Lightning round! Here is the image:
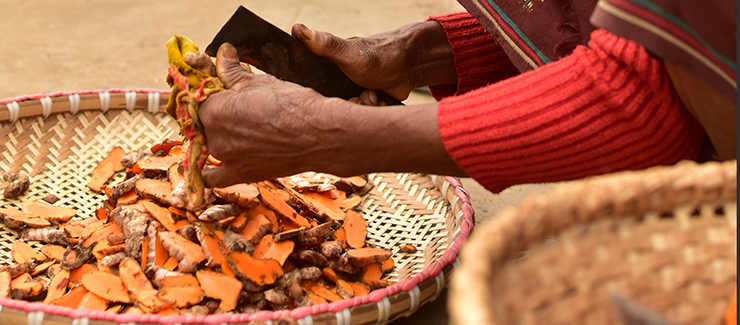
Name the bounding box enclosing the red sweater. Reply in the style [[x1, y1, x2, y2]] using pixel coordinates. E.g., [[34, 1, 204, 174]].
[[428, 12, 705, 193]]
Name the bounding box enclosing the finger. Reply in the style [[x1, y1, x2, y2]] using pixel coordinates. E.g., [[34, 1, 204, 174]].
[[292, 23, 351, 61], [359, 90, 378, 106], [202, 166, 237, 189], [184, 51, 216, 75], [215, 43, 252, 89]]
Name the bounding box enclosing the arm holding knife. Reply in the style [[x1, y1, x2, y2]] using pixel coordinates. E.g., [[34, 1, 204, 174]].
[[193, 6, 723, 193]]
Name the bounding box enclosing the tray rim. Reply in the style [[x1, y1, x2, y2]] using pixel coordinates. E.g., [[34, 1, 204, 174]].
[[0, 89, 476, 325]]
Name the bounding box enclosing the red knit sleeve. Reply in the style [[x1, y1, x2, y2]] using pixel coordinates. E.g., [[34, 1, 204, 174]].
[[437, 29, 705, 193], [427, 12, 520, 100]]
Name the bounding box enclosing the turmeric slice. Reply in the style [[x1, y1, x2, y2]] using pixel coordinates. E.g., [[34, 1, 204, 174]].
[[77, 291, 109, 311], [160, 274, 200, 288], [11, 241, 46, 264], [136, 154, 183, 172], [80, 271, 132, 303], [302, 283, 343, 303], [87, 146, 126, 192], [158, 231, 207, 273], [0, 207, 50, 229], [49, 285, 88, 308], [288, 186, 346, 222], [158, 285, 205, 308], [253, 234, 294, 266], [214, 183, 260, 209], [348, 281, 370, 297], [258, 181, 310, 227], [196, 224, 225, 268], [44, 269, 70, 304], [226, 250, 283, 286], [239, 213, 273, 244], [344, 210, 368, 249], [20, 200, 76, 224], [196, 270, 242, 312], [135, 178, 174, 206], [142, 200, 180, 232], [68, 263, 97, 288], [247, 204, 280, 233], [336, 279, 355, 299], [0, 271, 10, 298], [340, 247, 392, 267]]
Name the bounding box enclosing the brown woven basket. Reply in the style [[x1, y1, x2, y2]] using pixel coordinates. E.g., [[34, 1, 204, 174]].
[[0, 90, 475, 325], [450, 160, 737, 325]]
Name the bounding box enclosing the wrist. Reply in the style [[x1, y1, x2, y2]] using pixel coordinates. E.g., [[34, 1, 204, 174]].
[[400, 21, 457, 88], [312, 98, 465, 177]]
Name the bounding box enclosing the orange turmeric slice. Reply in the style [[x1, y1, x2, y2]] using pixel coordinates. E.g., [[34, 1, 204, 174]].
[[214, 183, 260, 209], [77, 291, 109, 311], [340, 247, 392, 267], [20, 200, 76, 224], [87, 146, 125, 192], [80, 271, 132, 303], [226, 250, 283, 286], [11, 241, 46, 264], [343, 210, 367, 249], [196, 270, 242, 312], [258, 181, 310, 227], [253, 234, 294, 266], [158, 231, 206, 273], [44, 269, 70, 304]]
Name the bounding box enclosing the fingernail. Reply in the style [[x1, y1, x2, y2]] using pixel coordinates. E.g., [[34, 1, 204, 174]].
[[297, 23, 314, 41], [218, 43, 238, 60]]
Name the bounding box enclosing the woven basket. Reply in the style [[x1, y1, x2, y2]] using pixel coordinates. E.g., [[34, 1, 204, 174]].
[[0, 89, 475, 325], [450, 160, 737, 325]]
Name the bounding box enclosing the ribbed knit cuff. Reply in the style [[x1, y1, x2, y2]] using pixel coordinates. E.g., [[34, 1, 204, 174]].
[[427, 12, 519, 100], [437, 29, 705, 193]]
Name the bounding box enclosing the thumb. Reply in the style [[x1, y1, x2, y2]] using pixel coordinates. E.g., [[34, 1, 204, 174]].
[[202, 166, 236, 189], [292, 23, 350, 61], [215, 43, 252, 89]]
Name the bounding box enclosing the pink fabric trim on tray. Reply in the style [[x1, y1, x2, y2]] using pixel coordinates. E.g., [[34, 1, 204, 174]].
[[0, 88, 171, 105], [0, 91, 476, 324]]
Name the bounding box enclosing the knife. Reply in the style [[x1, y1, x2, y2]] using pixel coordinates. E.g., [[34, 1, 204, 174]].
[[205, 6, 403, 106]]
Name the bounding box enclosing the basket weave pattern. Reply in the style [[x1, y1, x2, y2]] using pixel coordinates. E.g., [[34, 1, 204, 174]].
[[451, 160, 736, 325], [0, 90, 474, 325]]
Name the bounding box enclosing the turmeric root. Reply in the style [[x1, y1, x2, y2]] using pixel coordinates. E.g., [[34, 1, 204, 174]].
[[3, 172, 30, 198], [158, 231, 206, 273], [197, 203, 241, 222], [19, 227, 70, 246], [109, 205, 149, 261]]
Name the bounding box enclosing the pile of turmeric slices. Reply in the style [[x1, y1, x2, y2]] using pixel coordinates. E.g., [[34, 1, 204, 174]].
[[0, 140, 396, 315]]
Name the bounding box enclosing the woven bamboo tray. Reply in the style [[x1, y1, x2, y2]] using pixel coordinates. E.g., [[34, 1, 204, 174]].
[[0, 89, 475, 325], [450, 160, 737, 325]]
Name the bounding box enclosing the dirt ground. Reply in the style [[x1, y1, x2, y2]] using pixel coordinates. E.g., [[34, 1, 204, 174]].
[[1, 1, 556, 324]]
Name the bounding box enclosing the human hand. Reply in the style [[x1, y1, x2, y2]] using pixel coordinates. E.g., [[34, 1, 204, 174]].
[[194, 43, 346, 188], [291, 21, 456, 100]]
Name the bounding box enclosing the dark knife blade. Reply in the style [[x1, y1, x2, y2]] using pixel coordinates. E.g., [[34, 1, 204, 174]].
[[205, 6, 403, 106]]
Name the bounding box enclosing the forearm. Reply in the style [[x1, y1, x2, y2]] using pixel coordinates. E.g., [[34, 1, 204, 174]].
[[311, 98, 465, 177], [396, 21, 458, 89], [437, 30, 705, 193]]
